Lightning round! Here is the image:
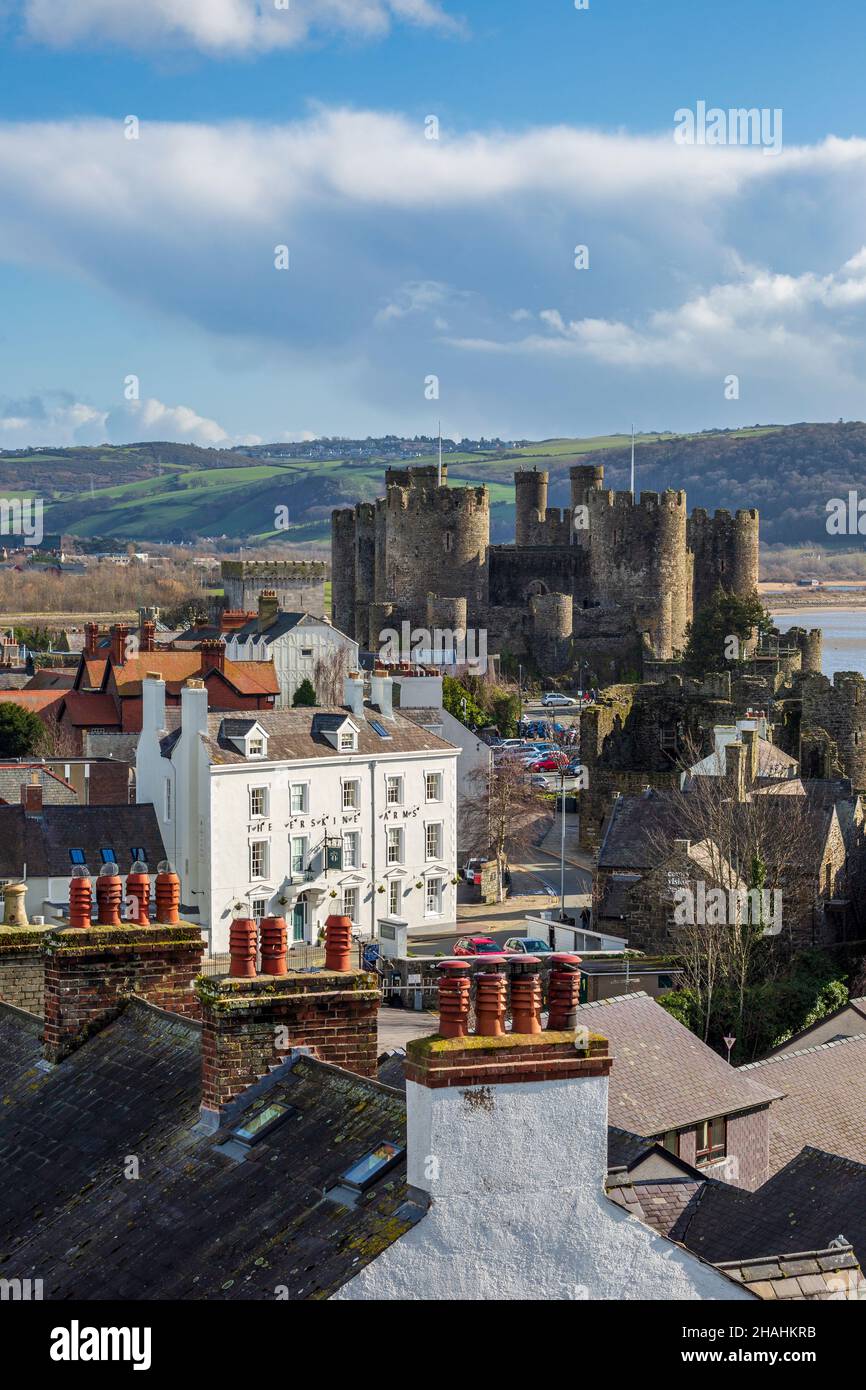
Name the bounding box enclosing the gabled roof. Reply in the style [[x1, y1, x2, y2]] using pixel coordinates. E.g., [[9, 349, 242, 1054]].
[[60, 691, 122, 727], [761, 996, 866, 1057], [0, 803, 166, 877], [738, 1033, 866, 1174], [0, 764, 78, 806], [110, 652, 279, 698], [573, 993, 782, 1135]]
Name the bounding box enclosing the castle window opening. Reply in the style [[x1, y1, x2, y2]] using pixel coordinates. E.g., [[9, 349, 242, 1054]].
[[444, 531, 454, 552]]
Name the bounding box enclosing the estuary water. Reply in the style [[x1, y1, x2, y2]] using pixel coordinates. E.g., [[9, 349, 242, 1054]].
[[772, 608, 866, 680]]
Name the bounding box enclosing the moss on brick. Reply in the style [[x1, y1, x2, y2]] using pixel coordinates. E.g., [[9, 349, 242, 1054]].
[[406, 1029, 607, 1060]]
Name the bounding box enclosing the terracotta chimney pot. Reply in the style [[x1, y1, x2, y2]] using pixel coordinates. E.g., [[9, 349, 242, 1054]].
[[229, 917, 258, 979], [260, 915, 288, 976], [437, 959, 471, 1038], [68, 873, 92, 929], [155, 870, 180, 925], [1, 881, 29, 928], [547, 954, 582, 1031], [324, 914, 353, 972], [126, 870, 151, 926], [474, 958, 508, 1037], [510, 956, 543, 1034], [96, 871, 123, 927]]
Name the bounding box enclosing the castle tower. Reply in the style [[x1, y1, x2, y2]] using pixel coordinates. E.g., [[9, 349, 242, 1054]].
[[801, 671, 866, 791], [331, 509, 357, 638], [688, 508, 760, 615], [530, 593, 573, 674], [382, 470, 490, 617], [514, 469, 549, 546], [584, 489, 689, 659], [570, 463, 605, 511]]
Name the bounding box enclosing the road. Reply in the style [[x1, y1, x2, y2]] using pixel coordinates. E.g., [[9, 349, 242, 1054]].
[[407, 815, 592, 955]]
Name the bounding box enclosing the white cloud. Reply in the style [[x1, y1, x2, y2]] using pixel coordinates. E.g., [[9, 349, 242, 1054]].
[[20, 0, 461, 54], [0, 394, 107, 449], [447, 248, 866, 386], [108, 397, 231, 446]]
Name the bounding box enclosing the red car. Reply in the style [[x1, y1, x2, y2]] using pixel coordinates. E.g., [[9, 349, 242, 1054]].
[[529, 755, 568, 772], [452, 936, 503, 956]]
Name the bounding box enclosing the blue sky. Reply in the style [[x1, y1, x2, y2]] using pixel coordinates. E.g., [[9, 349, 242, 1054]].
[[2, 0, 866, 447]]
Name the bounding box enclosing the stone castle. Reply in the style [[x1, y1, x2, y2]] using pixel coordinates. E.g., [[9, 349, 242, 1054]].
[[331, 461, 759, 679]]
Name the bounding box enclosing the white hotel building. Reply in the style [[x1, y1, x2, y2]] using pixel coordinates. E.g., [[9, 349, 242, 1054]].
[[136, 671, 459, 954]]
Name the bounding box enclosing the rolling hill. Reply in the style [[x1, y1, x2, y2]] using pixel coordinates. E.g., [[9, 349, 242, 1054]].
[[2, 423, 865, 546]]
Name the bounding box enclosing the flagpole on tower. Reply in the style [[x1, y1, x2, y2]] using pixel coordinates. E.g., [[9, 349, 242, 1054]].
[[438, 420, 443, 487]]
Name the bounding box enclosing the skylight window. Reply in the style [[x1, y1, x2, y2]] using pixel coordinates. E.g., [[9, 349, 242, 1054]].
[[229, 1100, 297, 1148], [69, 848, 86, 866], [369, 720, 392, 740], [340, 1140, 404, 1192], [130, 846, 147, 862], [99, 847, 117, 865]]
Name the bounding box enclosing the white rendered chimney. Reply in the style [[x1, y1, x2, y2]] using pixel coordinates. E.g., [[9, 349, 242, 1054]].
[[343, 672, 365, 719], [142, 674, 166, 734]]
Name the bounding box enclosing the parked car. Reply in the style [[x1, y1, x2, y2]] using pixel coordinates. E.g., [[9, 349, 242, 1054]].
[[564, 759, 584, 777], [541, 693, 580, 707], [503, 937, 555, 954], [529, 773, 550, 788], [462, 857, 485, 883], [452, 936, 502, 956], [529, 754, 569, 772]]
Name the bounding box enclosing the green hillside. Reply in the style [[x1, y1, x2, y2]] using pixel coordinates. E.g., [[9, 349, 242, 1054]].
[[3, 422, 863, 545]]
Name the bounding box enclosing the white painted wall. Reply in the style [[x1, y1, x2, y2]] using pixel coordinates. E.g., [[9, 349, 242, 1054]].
[[136, 677, 459, 953], [334, 1074, 752, 1302], [225, 621, 358, 709]]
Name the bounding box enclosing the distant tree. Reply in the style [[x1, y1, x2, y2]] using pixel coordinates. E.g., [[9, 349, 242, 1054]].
[[460, 755, 547, 901], [442, 676, 486, 729], [682, 588, 773, 677], [292, 678, 317, 707], [0, 703, 45, 757]]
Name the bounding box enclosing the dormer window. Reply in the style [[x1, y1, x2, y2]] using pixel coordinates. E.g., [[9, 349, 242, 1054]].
[[313, 712, 359, 752], [249, 736, 265, 758], [339, 728, 357, 752]]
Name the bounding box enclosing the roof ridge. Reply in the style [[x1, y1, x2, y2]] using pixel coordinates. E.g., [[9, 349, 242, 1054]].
[[739, 1031, 866, 1069], [575, 990, 650, 1010]]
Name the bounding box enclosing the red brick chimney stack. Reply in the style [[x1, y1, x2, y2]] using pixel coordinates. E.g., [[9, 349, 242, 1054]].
[[111, 623, 130, 666], [257, 589, 280, 635], [200, 638, 225, 674], [140, 619, 157, 653], [219, 610, 256, 633], [84, 622, 100, 658], [20, 778, 43, 817]]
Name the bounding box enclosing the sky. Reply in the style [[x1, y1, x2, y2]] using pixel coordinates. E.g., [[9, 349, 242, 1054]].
[[2, 0, 866, 448]]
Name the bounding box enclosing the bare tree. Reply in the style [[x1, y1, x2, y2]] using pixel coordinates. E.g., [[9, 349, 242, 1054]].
[[460, 754, 548, 901], [644, 735, 824, 1049], [313, 645, 350, 706]]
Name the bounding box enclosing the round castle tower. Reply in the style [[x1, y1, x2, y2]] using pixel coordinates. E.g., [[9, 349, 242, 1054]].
[[382, 471, 490, 614], [514, 469, 549, 546], [688, 508, 760, 614]]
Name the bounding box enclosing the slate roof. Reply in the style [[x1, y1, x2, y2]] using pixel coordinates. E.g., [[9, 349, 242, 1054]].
[[0, 764, 78, 805], [762, 996, 866, 1056], [0, 803, 166, 877], [0, 999, 413, 1300], [200, 704, 456, 765], [671, 1147, 866, 1273], [608, 1177, 703, 1237], [228, 611, 309, 644], [738, 1034, 866, 1173], [573, 993, 782, 1135], [715, 1247, 864, 1300]]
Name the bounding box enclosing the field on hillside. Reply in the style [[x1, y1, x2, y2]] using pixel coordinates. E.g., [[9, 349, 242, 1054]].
[[5, 423, 866, 548]]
